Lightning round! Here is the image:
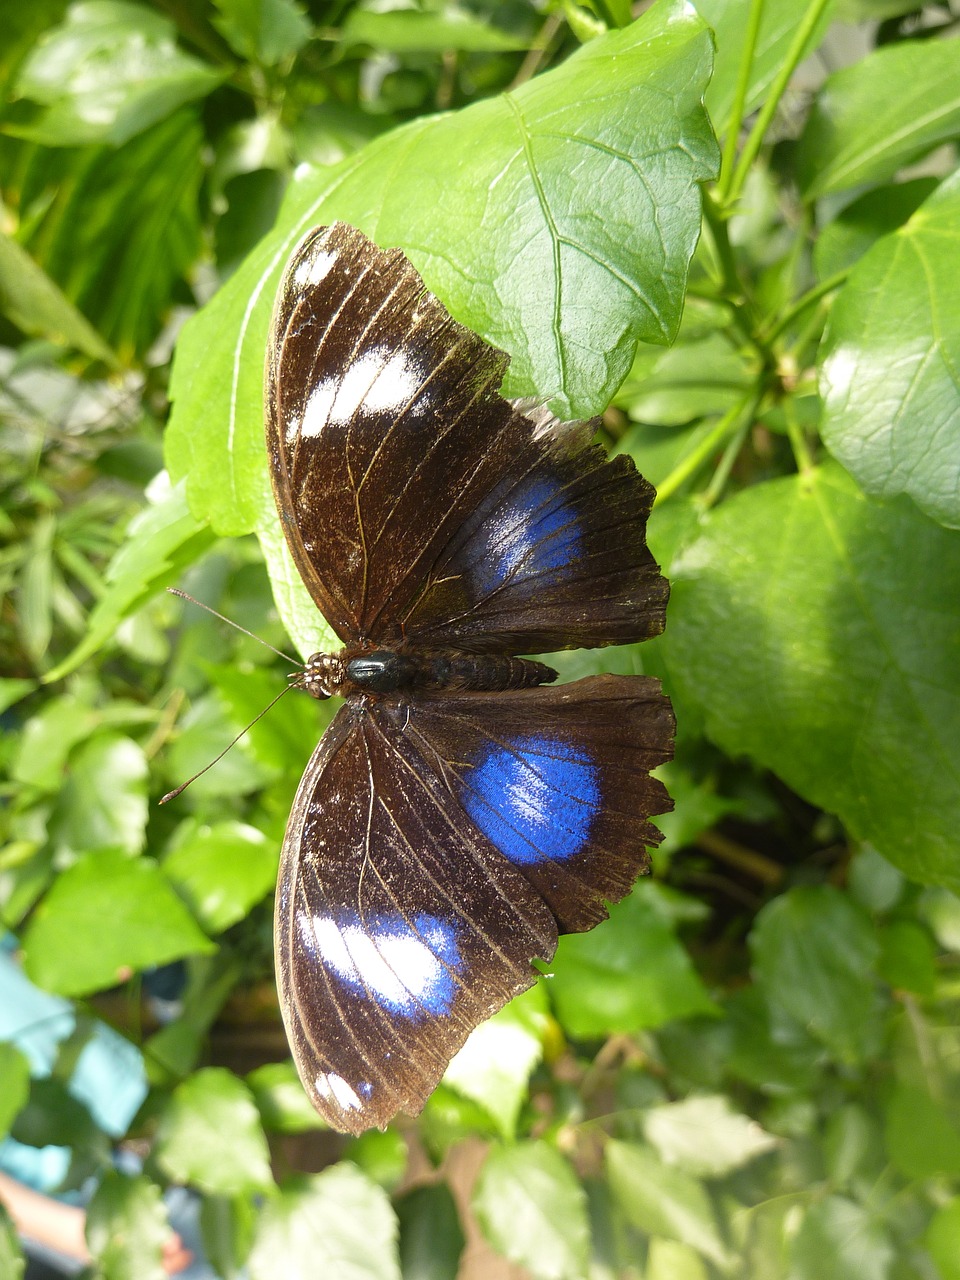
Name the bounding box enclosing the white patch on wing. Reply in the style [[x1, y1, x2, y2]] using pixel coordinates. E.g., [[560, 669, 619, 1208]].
[[315, 1072, 362, 1111], [309, 913, 449, 1011], [293, 247, 338, 290], [292, 349, 425, 441], [297, 379, 338, 440]]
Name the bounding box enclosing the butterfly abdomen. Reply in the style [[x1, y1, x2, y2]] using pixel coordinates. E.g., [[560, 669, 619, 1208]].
[[300, 647, 559, 697]]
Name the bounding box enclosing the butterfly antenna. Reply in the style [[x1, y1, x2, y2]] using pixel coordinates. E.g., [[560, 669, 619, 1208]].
[[160, 682, 295, 804], [167, 587, 300, 664]]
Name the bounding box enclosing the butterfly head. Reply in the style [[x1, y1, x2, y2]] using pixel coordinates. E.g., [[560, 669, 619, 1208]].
[[297, 652, 346, 700]]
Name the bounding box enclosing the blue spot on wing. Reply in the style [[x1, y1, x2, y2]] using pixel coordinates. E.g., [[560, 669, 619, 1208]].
[[298, 910, 462, 1019], [462, 736, 599, 866], [472, 475, 582, 595]]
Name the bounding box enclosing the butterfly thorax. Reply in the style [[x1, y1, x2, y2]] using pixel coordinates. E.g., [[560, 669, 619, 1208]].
[[299, 648, 558, 700]]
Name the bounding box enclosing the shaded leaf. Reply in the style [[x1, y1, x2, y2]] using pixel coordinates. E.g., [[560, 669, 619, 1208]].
[[663, 465, 960, 890], [47, 732, 148, 859], [212, 0, 311, 65], [884, 1084, 960, 1180], [0, 232, 116, 362], [750, 886, 880, 1062], [341, 8, 527, 52], [247, 1061, 327, 1134], [396, 1184, 464, 1280], [927, 1197, 960, 1280], [548, 886, 717, 1037], [0, 1043, 31, 1139], [22, 849, 214, 995]]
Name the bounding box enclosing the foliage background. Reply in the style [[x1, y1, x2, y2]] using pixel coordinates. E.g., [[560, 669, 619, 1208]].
[[2, 0, 960, 1276]]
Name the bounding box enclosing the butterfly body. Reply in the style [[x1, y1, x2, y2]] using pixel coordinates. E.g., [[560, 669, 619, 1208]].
[[266, 223, 675, 1134]]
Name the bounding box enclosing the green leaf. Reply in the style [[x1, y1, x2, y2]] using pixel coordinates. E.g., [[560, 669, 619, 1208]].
[[0, 231, 116, 362], [256, 518, 338, 660], [44, 478, 214, 682], [615, 329, 754, 427], [396, 1184, 464, 1280], [0, 1207, 23, 1280], [605, 1140, 728, 1267], [646, 1238, 709, 1280], [162, 819, 277, 934], [883, 1083, 960, 1179], [86, 1171, 170, 1280], [248, 1164, 400, 1280], [877, 920, 937, 996], [199, 1194, 257, 1280], [725, 987, 823, 1095], [813, 177, 938, 281], [247, 1060, 326, 1133], [45, 731, 148, 859], [643, 1094, 777, 1177], [12, 693, 100, 790], [154, 1067, 274, 1195], [0, 1042, 31, 1139], [796, 37, 960, 199], [820, 169, 960, 528], [548, 886, 717, 1037], [12, 0, 225, 147], [166, 2, 718, 536], [0, 678, 34, 717], [750, 886, 880, 1062], [341, 8, 528, 53], [22, 849, 215, 995], [788, 1196, 894, 1280], [473, 1142, 589, 1280], [663, 464, 960, 890], [443, 985, 547, 1139], [927, 1197, 960, 1280], [694, 0, 834, 134], [19, 110, 205, 357], [212, 0, 311, 65]]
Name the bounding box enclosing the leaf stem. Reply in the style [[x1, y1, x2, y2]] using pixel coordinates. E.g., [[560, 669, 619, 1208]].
[[763, 268, 849, 344], [725, 0, 833, 207], [783, 394, 815, 476], [655, 391, 759, 505], [717, 0, 766, 202]]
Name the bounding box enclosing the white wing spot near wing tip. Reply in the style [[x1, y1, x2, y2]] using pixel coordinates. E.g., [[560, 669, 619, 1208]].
[[315, 1071, 362, 1111], [293, 247, 339, 290]]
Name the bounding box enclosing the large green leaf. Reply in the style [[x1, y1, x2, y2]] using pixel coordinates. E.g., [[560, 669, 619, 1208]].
[[162, 818, 277, 934], [662, 464, 960, 890], [11, 0, 224, 147], [154, 1067, 274, 1196], [166, 0, 718, 536], [46, 732, 148, 859], [820, 169, 960, 529], [248, 1164, 400, 1280], [473, 1142, 589, 1280], [796, 36, 960, 198], [22, 849, 215, 994]]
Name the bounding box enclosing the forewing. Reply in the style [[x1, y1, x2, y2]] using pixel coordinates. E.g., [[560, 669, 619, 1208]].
[[402, 426, 670, 654], [275, 701, 558, 1134], [265, 222, 542, 643]]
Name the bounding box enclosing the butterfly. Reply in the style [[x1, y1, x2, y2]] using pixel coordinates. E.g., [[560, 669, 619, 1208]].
[[265, 222, 675, 1134]]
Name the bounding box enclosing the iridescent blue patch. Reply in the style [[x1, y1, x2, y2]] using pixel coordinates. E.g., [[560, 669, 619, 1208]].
[[463, 736, 599, 865], [473, 475, 582, 594], [300, 910, 461, 1018]]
